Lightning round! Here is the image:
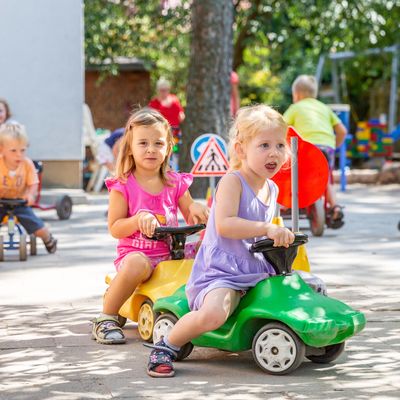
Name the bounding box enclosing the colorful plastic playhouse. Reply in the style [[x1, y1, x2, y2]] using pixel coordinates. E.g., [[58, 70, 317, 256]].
[[347, 119, 394, 159]]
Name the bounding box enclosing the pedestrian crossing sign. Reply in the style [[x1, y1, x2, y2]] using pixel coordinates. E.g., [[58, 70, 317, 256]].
[[191, 137, 229, 176]]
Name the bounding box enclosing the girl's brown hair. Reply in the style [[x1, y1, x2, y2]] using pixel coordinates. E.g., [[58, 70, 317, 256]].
[[115, 108, 174, 184], [228, 104, 288, 170], [0, 98, 12, 121]]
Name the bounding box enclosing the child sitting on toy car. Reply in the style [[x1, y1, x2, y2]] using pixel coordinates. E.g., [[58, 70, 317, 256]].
[[91, 108, 208, 345], [283, 75, 347, 228], [146, 105, 296, 377], [0, 123, 57, 253]]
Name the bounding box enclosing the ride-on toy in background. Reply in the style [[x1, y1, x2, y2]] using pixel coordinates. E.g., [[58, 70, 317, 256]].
[[32, 161, 73, 220], [272, 127, 337, 237], [151, 232, 366, 375], [105, 224, 205, 342], [0, 198, 37, 261]]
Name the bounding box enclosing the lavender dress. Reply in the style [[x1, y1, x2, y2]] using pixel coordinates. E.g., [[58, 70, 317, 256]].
[[186, 171, 278, 310]]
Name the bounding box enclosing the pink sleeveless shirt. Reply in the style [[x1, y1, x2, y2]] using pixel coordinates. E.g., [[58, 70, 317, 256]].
[[105, 171, 193, 267]]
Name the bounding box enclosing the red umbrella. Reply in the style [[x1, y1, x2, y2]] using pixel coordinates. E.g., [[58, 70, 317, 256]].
[[272, 127, 329, 209]]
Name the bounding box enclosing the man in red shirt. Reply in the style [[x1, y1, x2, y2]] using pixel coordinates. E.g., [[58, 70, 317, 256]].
[[149, 78, 185, 171], [148, 78, 185, 129]]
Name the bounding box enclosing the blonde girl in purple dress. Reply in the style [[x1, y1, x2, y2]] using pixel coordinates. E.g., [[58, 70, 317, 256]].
[[147, 105, 295, 377], [92, 108, 209, 345]]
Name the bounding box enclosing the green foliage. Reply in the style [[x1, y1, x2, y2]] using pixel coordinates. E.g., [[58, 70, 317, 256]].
[[232, 0, 400, 114], [238, 44, 283, 107], [84, 0, 400, 118], [84, 0, 191, 97]]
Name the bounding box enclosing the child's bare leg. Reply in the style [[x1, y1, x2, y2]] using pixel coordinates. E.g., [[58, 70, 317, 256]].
[[34, 226, 51, 241], [326, 181, 337, 209], [325, 180, 344, 229], [326, 181, 345, 221], [147, 288, 240, 377], [93, 253, 152, 344], [167, 287, 241, 347], [104, 252, 152, 315], [34, 227, 57, 253]]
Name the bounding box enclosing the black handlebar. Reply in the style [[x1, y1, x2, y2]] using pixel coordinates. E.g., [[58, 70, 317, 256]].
[[0, 198, 27, 208], [250, 233, 308, 254], [250, 233, 309, 275], [152, 224, 206, 240], [150, 224, 206, 260]]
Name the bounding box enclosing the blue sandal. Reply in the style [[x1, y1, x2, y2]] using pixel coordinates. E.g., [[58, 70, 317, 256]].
[[145, 339, 177, 378]]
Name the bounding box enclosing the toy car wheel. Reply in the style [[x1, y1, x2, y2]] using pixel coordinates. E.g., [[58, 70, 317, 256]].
[[0, 235, 4, 261], [117, 315, 127, 328], [19, 234, 28, 261], [153, 313, 194, 361], [309, 198, 325, 237], [306, 342, 345, 364], [252, 322, 305, 375], [56, 195, 73, 220], [30, 234, 37, 256], [138, 300, 159, 342]]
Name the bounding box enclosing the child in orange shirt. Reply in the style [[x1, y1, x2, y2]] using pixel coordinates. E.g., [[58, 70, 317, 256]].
[[0, 123, 57, 253]]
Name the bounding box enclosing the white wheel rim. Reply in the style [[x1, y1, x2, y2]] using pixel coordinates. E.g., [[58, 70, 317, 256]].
[[137, 303, 154, 340], [152, 318, 175, 344], [254, 328, 297, 373]]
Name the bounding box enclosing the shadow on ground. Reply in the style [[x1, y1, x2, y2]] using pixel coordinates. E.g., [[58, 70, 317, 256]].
[[0, 302, 399, 400]]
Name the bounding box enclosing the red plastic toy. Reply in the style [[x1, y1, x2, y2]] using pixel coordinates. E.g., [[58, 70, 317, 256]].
[[32, 161, 73, 220], [272, 127, 330, 236]]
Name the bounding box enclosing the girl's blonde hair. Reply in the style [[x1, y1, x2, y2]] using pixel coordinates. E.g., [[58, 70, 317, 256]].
[[115, 108, 174, 183], [0, 123, 28, 146], [228, 105, 288, 170]]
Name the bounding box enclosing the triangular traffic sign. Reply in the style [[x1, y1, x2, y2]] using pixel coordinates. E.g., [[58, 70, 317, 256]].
[[191, 137, 229, 176]]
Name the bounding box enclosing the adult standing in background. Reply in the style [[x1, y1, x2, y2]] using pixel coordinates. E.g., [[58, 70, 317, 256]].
[[148, 78, 185, 129], [149, 78, 185, 171]]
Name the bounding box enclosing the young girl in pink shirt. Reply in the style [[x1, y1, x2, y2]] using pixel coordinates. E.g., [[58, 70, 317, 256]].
[[92, 108, 209, 344]]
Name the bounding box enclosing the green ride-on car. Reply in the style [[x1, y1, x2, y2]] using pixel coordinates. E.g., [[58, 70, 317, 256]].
[[151, 233, 366, 375]]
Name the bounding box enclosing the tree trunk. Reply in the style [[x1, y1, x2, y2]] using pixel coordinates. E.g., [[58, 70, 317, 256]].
[[180, 0, 234, 197]]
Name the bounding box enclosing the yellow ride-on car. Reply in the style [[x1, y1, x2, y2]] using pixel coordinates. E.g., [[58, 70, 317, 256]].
[[105, 224, 205, 342]]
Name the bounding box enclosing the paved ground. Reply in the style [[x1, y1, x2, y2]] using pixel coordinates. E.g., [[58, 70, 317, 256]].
[[0, 184, 399, 400]]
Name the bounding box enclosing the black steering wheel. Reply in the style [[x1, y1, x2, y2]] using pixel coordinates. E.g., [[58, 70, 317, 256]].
[[250, 232, 308, 253], [250, 233, 308, 275], [150, 224, 206, 260], [152, 224, 206, 241]]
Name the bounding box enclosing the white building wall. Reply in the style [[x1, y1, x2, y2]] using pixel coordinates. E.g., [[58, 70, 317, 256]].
[[0, 0, 83, 163]]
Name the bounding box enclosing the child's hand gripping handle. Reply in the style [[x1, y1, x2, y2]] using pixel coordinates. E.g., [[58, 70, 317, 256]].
[[146, 224, 206, 261]]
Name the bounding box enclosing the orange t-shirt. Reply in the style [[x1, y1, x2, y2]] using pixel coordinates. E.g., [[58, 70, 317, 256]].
[[0, 156, 39, 199]]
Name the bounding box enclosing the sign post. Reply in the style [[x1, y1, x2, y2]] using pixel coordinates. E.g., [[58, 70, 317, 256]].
[[190, 135, 229, 198]]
